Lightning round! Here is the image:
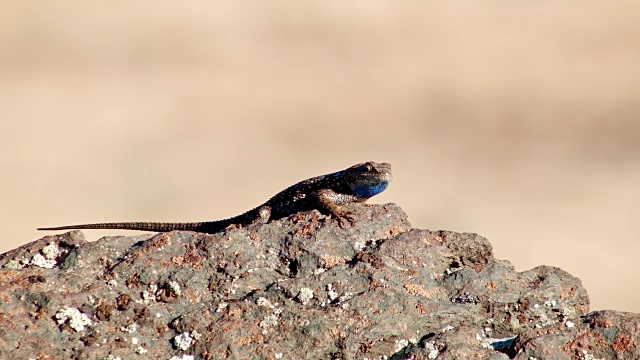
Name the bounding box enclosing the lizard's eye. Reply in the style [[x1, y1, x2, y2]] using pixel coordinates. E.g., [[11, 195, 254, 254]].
[[364, 164, 372, 171]]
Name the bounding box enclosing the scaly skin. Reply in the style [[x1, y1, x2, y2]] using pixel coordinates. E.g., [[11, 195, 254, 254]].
[[38, 161, 393, 234]]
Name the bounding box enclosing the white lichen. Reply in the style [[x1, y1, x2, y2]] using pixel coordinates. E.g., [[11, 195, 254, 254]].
[[581, 350, 604, 360], [259, 314, 279, 334], [120, 323, 138, 333], [216, 302, 228, 312], [394, 338, 409, 352], [135, 346, 148, 354], [31, 254, 56, 269], [424, 340, 440, 359], [142, 284, 158, 304], [338, 292, 354, 303], [42, 242, 60, 259], [31, 242, 62, 269], [441, 325, 454, 332], [55, 307, 92, 332], [297, 288, 314, 305], [260, 314, 279, 328], [168, 281, 182, 296], [326, 284, 339, 301], [256, 297, 275, 308], [352, 241, 366, 252], [4, 259, 24, 269], [173, 332, 195, 351], [169, 356, 194, 360]]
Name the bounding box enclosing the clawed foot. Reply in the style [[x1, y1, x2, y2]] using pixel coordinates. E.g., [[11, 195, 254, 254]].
[[316, 190, 358, 228], [334, 210, 356, 228]]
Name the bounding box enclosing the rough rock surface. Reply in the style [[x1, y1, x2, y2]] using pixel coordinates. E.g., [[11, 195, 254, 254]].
[[1, 204, 638, 359]]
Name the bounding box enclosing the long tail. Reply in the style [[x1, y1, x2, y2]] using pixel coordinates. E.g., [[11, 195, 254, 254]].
[[37, 221, 226, 233]]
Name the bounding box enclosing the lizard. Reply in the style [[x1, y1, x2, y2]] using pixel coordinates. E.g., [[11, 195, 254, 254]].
[[38, 161, 392, 234]]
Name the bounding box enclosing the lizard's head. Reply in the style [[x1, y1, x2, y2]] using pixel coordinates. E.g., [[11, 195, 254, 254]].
[[345, 162, 393, 198]]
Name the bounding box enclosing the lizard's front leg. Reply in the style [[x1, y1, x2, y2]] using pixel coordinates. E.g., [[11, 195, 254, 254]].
[[316, 189, 360, 228]]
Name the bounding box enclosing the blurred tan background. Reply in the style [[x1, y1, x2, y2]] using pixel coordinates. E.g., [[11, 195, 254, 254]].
[[1, 2, 639, 312]]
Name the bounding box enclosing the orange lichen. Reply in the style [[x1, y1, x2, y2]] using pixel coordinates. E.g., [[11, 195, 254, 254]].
[[560, 287, 576, 299], [403, 283, 441, 298], [612, 334, 633, 352], [486, 281, 497, 291], [321, 254, 346, 269]]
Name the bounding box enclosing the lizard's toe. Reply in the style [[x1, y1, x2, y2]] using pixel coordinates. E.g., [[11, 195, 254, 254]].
[[336, 212, 356, 229]]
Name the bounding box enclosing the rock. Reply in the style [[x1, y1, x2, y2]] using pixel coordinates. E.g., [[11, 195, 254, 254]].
[[0, 204, 638, 359]]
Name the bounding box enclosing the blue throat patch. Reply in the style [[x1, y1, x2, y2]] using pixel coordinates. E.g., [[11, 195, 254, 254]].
[[353, 181, 389, 198]]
